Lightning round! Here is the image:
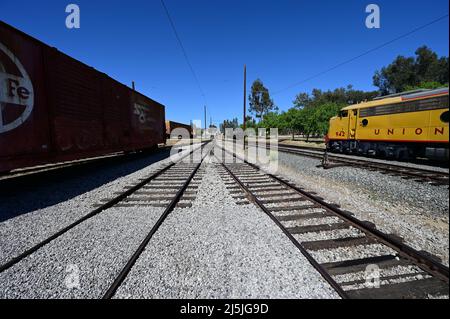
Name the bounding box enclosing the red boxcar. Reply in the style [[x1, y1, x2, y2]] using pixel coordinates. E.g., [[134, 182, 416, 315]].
[[0, 21, 165, 173], [165, 120, 193, 139]]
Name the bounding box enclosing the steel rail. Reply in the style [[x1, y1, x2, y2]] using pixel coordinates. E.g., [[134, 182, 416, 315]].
[[268, 144, 449, 185], [219, 160, 350, 299], [224, 138, 448, 180], [0, 143, 208, 273], [0, 141, 209, 182], [218, 145, 449, 285], [102, 146, 209, 298]]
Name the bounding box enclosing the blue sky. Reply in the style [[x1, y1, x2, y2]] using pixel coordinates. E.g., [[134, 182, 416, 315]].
[[1, 0, 448, 126]]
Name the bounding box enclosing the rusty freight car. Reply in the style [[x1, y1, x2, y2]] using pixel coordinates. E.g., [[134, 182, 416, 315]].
[[0, 21, 165, 174], [165, 120, 193, 139]]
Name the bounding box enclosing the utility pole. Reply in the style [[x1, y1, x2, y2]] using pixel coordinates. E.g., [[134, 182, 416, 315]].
[[243, 64, 247, 148], [204, 105, 207, 140], [189, 120, 193, 144], [223, 120, 225, 136]]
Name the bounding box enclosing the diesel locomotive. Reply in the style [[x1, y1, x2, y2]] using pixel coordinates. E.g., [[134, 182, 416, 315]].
[[326, 88, 449, 160]]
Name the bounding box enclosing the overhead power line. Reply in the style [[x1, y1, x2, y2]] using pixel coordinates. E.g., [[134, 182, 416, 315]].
[[272, 13, 449, 96], [160, 0, 207, 104]]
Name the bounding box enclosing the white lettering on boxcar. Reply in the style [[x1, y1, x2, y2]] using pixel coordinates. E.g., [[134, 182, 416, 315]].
[[134, 103, 148, 124], [0, 42, 34, 134]]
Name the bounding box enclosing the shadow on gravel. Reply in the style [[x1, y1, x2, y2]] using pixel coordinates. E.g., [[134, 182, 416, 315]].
[[0, 149, 172, 223]]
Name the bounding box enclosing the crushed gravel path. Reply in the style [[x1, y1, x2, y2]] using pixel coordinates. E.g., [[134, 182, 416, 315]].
[[0, 144, 201, 266], [223, 141, 448, 266], [114, 155, 339, 299], [0, 206, 165, 298]]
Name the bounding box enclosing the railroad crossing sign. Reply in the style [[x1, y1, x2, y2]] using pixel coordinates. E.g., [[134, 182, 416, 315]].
[[0, 42, 34, 134]]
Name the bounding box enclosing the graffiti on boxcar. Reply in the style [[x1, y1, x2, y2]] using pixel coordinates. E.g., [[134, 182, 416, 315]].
[[134, 103, 149, 124], [75, 128, 102, 150], [0, 42, 34, 134], [133, 102, 159, 132], [55, 119, 102, 152]]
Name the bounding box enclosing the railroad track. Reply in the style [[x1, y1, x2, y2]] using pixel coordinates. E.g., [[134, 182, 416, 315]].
[[0, 142, 210, 299], [273, 145, 449, 186], [0, 153, 124, 181], [215, 145, 449, 299], [0, 142, 206, 182]]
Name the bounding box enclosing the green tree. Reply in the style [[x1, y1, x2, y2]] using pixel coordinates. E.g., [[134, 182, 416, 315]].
[[293, 92, 311, 109], [293, 86, 377, 109], [373, 56, 417, 94], [300, 107, 316, 141], [404, 81, 448, 91], [290, 87, 367, 140], [373, 46, 449, 95], [242, 116, 257, 130], [248, 79, 275, 119], [277, 111, 295, 135], [220, 117, 239, 133], [287, 108, 305, 139], [313, 102, 342, 136]]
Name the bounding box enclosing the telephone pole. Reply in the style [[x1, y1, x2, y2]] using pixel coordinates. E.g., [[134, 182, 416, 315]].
[[204, 105, 207, 140], [243, 64, 247, 148]]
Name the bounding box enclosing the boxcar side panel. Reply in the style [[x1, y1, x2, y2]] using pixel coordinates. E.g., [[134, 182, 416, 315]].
[[45, 48, 104, 154], [101, 76, 132, 151], [1, 21, 166, 173], [166, 121, 192, 138], [131, 92, 165, 149], [0, 22, 51, 172]]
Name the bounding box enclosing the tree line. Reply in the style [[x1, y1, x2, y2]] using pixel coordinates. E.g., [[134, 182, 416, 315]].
[[221, 46, 449, 138]]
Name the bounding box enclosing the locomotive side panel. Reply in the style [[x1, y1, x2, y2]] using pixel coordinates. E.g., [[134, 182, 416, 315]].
[[356, 95, 449, 143], [327, 89, 449, 159], [428, 108, 449, 143], [327, 111, 350, 141], [356, 111, 433, 142]]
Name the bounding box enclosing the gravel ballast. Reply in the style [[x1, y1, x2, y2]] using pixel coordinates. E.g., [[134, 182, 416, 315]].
[[0, 144, 202, 266], [223, 141, 448, 266], [0, 206, 165, 298], [278, 143, 449, 173], [276, 151, 449, 266], [114, 155, 339, 299], [2, 138, 446, 299]]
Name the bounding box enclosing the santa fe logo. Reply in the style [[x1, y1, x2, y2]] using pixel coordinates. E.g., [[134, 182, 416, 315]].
[[0, 42, 34, 134]]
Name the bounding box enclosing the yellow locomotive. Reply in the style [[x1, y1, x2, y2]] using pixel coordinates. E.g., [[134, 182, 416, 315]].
[[326, 87, 449, 160]]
